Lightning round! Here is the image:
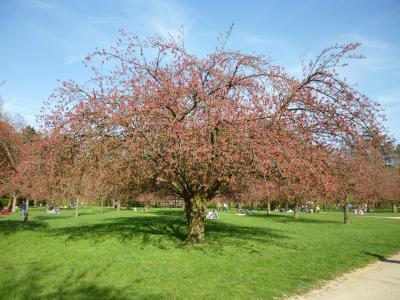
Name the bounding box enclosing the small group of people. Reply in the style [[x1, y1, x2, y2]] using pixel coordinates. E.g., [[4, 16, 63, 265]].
[[354, 204, 368, 215], [216, 202, 229, 212], [274, 206, 290, 213], [234, 208, 255, 216], [0, 201, 12, 215], [47, 202, 60, 214], [131, 206, 149, 211], [354, 207, 365, 215], [0, 200, 28, 218], [300, 205, 321, 213], [0, 201, 16, 215], [346, 203, 368, 215], [70, 200, 85, 209], [235, 209, 246, 216], [206, 209, 219, 219]]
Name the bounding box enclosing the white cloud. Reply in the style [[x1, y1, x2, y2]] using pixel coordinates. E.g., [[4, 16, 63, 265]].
[[2, 100, 39, 127], [64, 55, 83, 66], [128, 0, 198, 37], [376, 90, 400, 109], [29, 0, 57, 10], [363, 58, 400, 72], [342, 33, 391, 50], [337, 33, 399, 73], [3, 99, 37, 113]]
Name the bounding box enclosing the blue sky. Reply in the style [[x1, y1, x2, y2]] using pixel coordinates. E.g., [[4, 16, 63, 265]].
[[1, 0, 399, 141]]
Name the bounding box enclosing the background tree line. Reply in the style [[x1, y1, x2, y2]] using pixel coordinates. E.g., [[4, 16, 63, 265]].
[[1, 30, 399, 243]]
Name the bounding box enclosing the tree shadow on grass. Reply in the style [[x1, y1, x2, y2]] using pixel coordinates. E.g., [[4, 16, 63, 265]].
[[204, 221, 289, 254], [364, 252, 400, 264], [50, 210, 289, 252], [0, 262, 167, 300], [34, 215, 72, 221], [51, 214, 186, 248], [0, 220, 48, 235], [56, 208, 110, 216], [250, 213, 341, 224], [0, 210, 290, 252], [149, 209, 185, 218]]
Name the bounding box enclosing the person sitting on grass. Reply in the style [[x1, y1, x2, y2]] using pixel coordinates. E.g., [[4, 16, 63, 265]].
[[245, 209, 255, 215], [1, 201, 12, 215], [47, 202, 60, 214], [235, 209, 246, 216], [354, 207, 364, 215], [206, 210, 218, 219], [212, 209, 218, 219]]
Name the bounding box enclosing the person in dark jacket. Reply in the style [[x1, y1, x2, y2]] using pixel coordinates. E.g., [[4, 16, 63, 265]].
[[20, 200, 26, 217]]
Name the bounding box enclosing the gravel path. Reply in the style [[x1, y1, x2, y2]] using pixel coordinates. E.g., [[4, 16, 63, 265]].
[[288, 252, 400, 300], [365, 216, 400, 220]]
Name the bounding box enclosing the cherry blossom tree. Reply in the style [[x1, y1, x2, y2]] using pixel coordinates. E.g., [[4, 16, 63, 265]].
[[329, 137, 386, 224], [382, 168, 400, 213], [0, 116, 25, 213], [40, 29, 383, 242]]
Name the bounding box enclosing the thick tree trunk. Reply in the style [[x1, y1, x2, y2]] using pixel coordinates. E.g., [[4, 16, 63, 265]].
[[34, 200, 37, 207], [293, 201, 299, 219], [344, 205, 350, 224], [101, 198, 104, 214], [185, 195, 206, 244], [284, 200, 289, 212], [11, 194, 17, 213], [392, 203, 398, 213], [266, 199, 271, 215], [117, 200, 121, 212]]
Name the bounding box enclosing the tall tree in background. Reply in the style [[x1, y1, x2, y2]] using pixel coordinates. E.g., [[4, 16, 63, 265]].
[[0, 113, 25, 212]]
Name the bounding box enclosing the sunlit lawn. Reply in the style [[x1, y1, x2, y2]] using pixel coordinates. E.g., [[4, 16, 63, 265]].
[[1, 207, 399, 299]]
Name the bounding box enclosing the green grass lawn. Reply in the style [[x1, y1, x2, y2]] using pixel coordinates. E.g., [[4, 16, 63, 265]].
[[1, 207, 399, 300]]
